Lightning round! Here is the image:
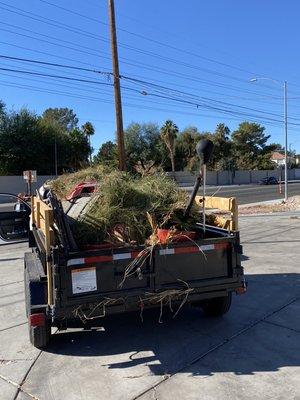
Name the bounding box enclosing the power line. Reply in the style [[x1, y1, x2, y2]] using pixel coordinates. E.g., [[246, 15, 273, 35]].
[[121, 75, 300, 121], [0, 40, 109, 71], [35, 0, 269, 80], [0, 67, 114, 87], [1, 3, 296, 98], [3, 65, 300, 127], [2, 78, 298, 132], [0, 54, 111, 75], [0, 2, 298, 120], [1, 42, 288, 106], [2, 55, 300, 123], [0, 26, 109, 62], [30, 1, 298, 97], [2, 48, 300, 122], [0, 2, 104, 42], [31, 1, 267, 87], [37, 1, 300, 100], [2, 12, 299, 102]]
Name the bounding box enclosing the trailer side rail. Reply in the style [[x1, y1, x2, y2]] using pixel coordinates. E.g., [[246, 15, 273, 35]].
[[31, 196, 54, 304]]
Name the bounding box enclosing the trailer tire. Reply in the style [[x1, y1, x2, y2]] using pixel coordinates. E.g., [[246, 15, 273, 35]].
[[24, 265, 51, 348], [201, 293, 232, 316], [29, 322, 51, 349]]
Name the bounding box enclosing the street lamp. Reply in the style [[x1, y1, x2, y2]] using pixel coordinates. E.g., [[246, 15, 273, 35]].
[[250, 77, 288, 201]]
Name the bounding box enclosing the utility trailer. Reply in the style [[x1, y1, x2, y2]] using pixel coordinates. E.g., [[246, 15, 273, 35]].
[[24, 192, 246, 348]]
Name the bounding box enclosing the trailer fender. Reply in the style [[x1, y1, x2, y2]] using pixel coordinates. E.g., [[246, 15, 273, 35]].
[[24, 252, 47, 313]]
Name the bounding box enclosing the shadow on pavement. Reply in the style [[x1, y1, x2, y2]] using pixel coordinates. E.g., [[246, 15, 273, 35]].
[[42, 273, 300, 377]]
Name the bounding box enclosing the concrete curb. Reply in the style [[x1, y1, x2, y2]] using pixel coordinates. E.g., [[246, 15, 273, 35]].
[[238, 199, 282, 208]]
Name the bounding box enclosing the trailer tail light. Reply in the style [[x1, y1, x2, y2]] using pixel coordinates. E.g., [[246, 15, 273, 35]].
[[29, 313, 45, 327], [236, 283, 247, 295]]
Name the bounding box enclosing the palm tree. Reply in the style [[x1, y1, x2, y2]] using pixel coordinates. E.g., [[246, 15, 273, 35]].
[[160, 120, 178, 176], [82, 122, 95, 163]]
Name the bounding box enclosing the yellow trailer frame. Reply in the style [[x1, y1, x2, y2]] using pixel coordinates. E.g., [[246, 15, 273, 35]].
[[195, 195, 238, 231], [31, 196, 54, 305]]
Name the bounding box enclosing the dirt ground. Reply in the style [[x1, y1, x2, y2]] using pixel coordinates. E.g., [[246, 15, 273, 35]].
[[239, 195, 300, 215]]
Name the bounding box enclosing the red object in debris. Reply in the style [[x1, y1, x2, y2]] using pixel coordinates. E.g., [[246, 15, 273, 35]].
[[157, 229, 197, 244], [29, 313, 45, 327], [66, 181, 97, 201]]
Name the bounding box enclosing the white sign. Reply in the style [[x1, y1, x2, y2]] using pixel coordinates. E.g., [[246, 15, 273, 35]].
[[23, 170, 37, 182], [71, 267, 97, 294]]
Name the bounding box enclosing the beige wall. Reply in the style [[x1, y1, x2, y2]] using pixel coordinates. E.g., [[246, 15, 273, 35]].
[[169, 169, 299, 186]]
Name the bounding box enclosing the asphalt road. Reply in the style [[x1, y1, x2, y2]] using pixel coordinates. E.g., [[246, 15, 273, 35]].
[[0, 213, 299, 399], [0, 183, 299, 212], [184, 181, 300, 205]]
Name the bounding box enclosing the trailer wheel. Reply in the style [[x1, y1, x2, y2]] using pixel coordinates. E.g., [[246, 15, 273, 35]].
[[201, 293, 232, 317], [24, 266, 51, 348], [29, 321, 51, 348]]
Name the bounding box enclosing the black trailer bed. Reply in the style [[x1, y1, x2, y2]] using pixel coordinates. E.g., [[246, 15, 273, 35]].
[[44, 225, 244, 321], [24, 195, 246, 348]]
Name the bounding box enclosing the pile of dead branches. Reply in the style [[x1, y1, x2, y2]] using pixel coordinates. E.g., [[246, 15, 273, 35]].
[[48, 167, 200, 246]]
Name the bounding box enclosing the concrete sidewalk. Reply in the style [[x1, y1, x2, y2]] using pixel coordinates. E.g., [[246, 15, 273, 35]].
[[0, 214, 299, 400]]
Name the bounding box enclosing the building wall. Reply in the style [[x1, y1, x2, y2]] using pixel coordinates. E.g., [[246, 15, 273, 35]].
[[0, 176, 54, 196]]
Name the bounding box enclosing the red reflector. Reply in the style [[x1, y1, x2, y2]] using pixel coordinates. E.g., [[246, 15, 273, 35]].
[[236, 286, 247, 295], [215, 243, 229, 250], [85, 255, 112, 263], [29, 313, 45, 327], [175, 246, 199, 255]]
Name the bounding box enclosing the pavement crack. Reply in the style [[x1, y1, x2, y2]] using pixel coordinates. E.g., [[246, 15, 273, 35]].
[[132, 296, 300, 400], [263, 319, 300, 334], [0, 321, 27, 333], [0, 373, 40, 400], [0, 280, 23, 288], [12, 329, 59, 400], [152, 386, 159, 400], [0, 358, 34, 365], [12, 350, 43, 400], [125, 374, 149, 379]]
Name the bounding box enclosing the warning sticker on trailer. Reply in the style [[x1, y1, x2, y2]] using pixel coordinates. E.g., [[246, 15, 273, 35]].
[[71, 267, 97, 294]]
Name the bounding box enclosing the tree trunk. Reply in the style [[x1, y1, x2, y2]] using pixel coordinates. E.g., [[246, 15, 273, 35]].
[[88, 136, 92, 164], [170, 150, 176, 180]]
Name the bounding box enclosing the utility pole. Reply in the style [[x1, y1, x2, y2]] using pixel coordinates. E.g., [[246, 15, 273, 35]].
[[284, 81, 288, 201], [108, 0, 126, 171], [54, 136, 58, 176], [250, 77, 289, 201]]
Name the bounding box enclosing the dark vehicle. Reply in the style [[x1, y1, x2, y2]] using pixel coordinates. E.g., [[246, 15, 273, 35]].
[[24, 191, 246, 348], [0, 193, 30, 244], [258, 177, 279, 185]]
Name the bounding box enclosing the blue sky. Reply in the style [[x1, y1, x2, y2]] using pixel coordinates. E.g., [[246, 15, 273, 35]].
[[1, 0, 300, 154]]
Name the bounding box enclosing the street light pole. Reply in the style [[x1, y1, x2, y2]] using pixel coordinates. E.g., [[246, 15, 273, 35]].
[[250, 77, 288, 201], [284, 81, 288, 201]]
